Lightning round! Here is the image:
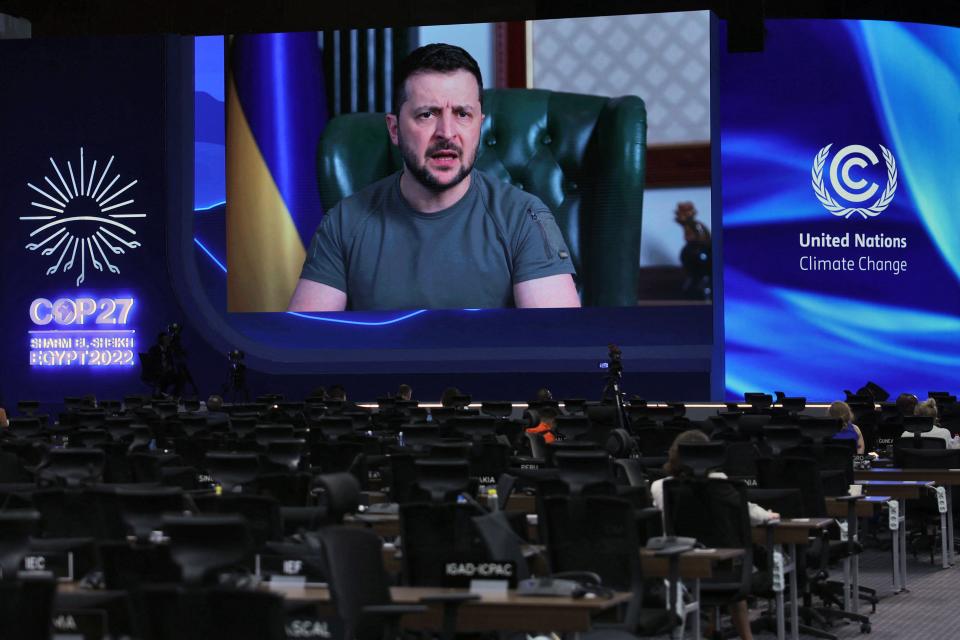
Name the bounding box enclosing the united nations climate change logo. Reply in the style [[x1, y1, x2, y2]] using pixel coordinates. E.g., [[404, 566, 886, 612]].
[[811, 144, 897, 219], [20, 148, 146, 286]]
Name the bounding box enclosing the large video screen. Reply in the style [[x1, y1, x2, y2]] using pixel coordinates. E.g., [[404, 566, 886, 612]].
[[201, 15, 714, 313], [721, 19, 960, 399], [183, 13, 717, 391]]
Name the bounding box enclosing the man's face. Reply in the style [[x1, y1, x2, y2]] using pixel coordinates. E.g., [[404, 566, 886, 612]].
[[387, 69, 484, 193]]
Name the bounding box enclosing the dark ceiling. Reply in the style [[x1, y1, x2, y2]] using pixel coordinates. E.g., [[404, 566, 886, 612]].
[[1, 0, 958, 36]]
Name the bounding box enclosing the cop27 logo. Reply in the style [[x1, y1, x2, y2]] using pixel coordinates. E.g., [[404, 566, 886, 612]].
[[811, 144, 897, 219], [20, 148, 145, 286]]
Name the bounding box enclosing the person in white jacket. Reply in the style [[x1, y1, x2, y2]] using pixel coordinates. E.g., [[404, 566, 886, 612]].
[[900, 398, 960, 449]]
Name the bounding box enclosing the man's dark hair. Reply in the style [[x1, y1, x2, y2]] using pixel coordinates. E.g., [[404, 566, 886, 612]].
[[392, 43, 483, 114], [896, 393, 918, 416], [328, 385, 347, 401]]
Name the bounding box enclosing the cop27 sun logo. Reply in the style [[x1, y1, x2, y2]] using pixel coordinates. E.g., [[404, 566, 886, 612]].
[[20, 148, 145, 286], [811, 144, 897, 219]]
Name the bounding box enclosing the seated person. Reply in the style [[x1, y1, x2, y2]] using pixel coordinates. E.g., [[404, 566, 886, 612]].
[[439, 386, 465, 409], [522, 387, 554, 427], [828, 401, 866, 454], [288, 43, 580, 312], [895, 392, 918, 416], [650, 430, 778, 640], [526, 405, 559, 444], [900, 398, 960, 448], [328, 385, 364, 413], [203, 395, 230, 427]]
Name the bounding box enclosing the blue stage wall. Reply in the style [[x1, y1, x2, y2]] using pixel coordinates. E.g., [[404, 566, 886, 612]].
[[0, 35, 716, 408]]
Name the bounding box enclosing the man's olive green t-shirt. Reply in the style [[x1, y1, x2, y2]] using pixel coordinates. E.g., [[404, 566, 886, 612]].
[[299, 170, 576, 310]]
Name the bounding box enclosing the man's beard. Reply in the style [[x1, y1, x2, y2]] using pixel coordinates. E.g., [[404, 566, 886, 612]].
[[398, 131, 476, 193]]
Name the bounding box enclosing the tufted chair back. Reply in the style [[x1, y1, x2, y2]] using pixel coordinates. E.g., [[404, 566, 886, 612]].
[[315, 89, 646, 306]]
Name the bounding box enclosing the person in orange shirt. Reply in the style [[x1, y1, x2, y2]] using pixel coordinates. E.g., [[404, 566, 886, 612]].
[[526, 405, 558, 444]]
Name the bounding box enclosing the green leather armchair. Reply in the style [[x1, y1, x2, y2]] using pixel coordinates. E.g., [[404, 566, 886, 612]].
[[316, 89, 646, 306]]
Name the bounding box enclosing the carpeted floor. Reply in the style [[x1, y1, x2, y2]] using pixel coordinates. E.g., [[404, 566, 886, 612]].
[[749, 540, 957, 639]]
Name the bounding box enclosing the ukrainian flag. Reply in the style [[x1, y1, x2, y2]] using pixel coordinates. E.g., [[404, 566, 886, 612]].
[[227, 33, 328, 311]]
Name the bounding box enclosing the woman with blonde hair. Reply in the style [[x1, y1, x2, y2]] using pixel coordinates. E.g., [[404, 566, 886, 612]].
[[828, 401, 865, 454], [900, 398, 960, 449]]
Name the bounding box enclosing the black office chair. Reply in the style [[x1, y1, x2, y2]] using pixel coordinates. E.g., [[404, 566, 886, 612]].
[[798, 417, 846, 444], [115, 487, 189, 542], [720, 441, 762, 485], [317, 526, 428, 640], [32, 488, 110, 539], [0, 510, 41, 580], [661, 476, 756, 638], [35, 448, 106, 487], [401, 425, 443, 449], [428, 407, 458, 425], [899, 448, 960, 469], [448, 416, 499, 440], [555, 415, 592, 441], [6, 417, 43, 438], [553, 450, 615, 495], [744, 392, 774, 413], [254, 425, 296, 447], [192, 494, 283, 550], [99, 540, 181, 591], [562, 398, 587, 415], [426, 440, 473, 460], [480, 401, 513, 419], [470, 440, 511, 485], [399, 502, 488, 586], [633, 427, 686, 457], [264, 438, 306, 471], [0, 576, 57, 640], [141, 585, 286, 640], [228, 416, 258, 439], [386, 451, 426, 504], [162, 514, 253, 585], [676, 441, 728, 476], [756, 456, 873, 631], [312, 472, 361, 526], [541, 494, 678, 637], [761, 426, 805, 456], [204, 452, 261, 492], [412, 458, 474, 502]]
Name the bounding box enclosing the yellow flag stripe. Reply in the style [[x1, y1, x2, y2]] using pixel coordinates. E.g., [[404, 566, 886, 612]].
[[226, 71, 308, 312]]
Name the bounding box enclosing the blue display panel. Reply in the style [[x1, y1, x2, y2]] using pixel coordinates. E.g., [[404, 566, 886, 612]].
[[0, 37, 181, 403], [720, 20, 960, 399]]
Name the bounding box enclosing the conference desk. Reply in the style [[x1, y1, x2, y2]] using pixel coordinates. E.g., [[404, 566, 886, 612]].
[[505, 493, 537, 514], [752, 518, 834, 640], [344, 513, 400, 537], [856, 467, 960, 567], [856, 479, 939, 591], [272, 584, 632, 633], [825, 495, 890, 614]]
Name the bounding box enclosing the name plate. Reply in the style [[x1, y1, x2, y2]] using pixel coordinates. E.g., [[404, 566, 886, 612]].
[[52, 610, 107, 640], [285, 617, 342, 639], [23, 551, 74, 581], [256, 554, 325, 582], [441, 561, 517, 588]]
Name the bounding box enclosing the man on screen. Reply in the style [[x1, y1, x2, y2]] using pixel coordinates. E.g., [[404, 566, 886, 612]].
[[288, 43, 580, 312]]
